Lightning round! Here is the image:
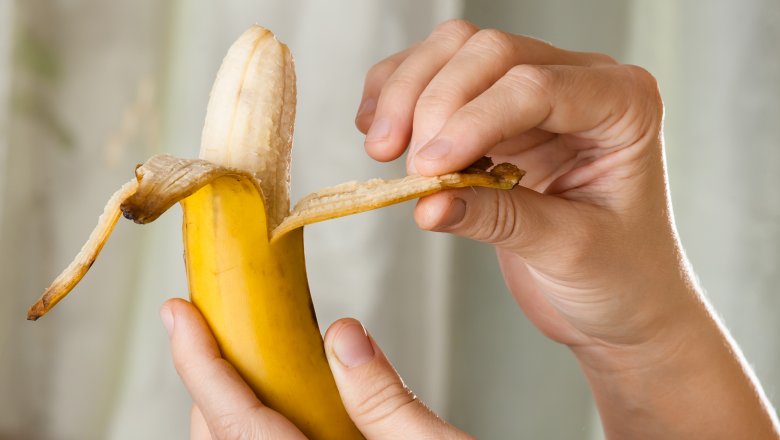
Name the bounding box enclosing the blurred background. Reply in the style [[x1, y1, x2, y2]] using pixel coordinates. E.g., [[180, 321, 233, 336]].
[[1, 0, 778, 438]]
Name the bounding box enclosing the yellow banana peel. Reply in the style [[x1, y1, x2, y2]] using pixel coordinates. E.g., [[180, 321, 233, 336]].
[[27, 25, 523, 439]]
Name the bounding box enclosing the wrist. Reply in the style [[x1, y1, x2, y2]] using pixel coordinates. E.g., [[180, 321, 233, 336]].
[[570, 273, 705, 373], [570, 283, 780, 438]]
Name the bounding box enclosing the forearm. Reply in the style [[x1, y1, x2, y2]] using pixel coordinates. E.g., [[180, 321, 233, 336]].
[[572, 285, 779, 439]]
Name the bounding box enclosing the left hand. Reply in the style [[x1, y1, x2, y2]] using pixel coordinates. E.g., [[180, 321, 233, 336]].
[[160, 298, 471, 439]]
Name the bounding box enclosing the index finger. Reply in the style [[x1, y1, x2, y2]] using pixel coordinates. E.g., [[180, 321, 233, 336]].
[[413, 64, 662, 181], [406, 31, 616, 166]]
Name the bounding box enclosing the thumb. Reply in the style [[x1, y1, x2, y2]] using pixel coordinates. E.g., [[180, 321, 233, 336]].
[[324, 318, 471, 440], [414, 186, 589, 259]]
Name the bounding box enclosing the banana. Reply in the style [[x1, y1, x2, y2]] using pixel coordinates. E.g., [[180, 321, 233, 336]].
[[27, 26, 523, 439]]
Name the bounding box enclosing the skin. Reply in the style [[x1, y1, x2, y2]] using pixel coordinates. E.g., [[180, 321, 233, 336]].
[[162, 20, 780, 439]]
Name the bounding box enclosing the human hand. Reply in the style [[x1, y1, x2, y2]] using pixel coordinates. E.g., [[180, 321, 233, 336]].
[[356, 19, 683, 353], [355, 20, 780, 438], [160, 298, 471, 439]]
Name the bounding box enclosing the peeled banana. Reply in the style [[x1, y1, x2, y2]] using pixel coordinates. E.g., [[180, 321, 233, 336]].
[[28, 25, 523, 439]]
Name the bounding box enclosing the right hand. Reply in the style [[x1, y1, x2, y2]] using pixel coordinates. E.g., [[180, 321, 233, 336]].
[[355, 20, 780, 439], [355, 19, 682, 354]]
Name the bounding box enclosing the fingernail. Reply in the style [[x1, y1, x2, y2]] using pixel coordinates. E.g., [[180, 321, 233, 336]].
[[333, 321, 375, 368], [365, 117, 391, 143], [356, 98, 377, 119], [417, 138, 451, 161], [160, 306, 174, 337], [435, 197, 466, 230]]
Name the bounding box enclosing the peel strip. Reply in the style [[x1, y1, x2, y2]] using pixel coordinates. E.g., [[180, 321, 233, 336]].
[[270, 163, 524, 241], [27, 179, 139, 320], [27, 154, 524, 320]]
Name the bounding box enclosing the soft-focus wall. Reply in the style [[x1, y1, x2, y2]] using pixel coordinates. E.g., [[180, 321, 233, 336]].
[[0, 1, 778, 439]]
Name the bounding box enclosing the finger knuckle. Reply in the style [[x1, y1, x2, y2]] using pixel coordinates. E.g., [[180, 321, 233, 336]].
[[171, 351, 199, 379], [173, 358, 245, 413], [175, 354, 227, 384], [584, 51, 619, 66], [211, 414, 259, 440], [380, 73, 421, 98], [383, 73, 417, 91], [431, 19, 479, 41], [452, 103, 505, 146], [455, 103, 489, 125], [481, 190, 523, 245], [366, 58, 400, 83], [353, 378, 418, 427], [468, 28, 515, 57], [414, 89, 456, 116], [623, 64, 658, 91], [622, 64, 663, 117], [211, 407, 280, 440], [504, 64, 553, 98]]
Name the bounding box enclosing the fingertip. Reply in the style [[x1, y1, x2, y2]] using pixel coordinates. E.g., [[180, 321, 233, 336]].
[[364, 118, 397, 158], [324, 317, 360, 345], [355, 97, 377, 133], [414, 192, 467, 231], [160, 303, 174, 337], [160, 298, 194, 337], [363, 106, 415, 163], [355, 115, 372, 134], [364, 114, 391, 142], [363, 133, 408, 163], [412, 149, 451, 176], [162, 298, 201, 329], [325, 318, 375, 369], [161, 297, 189, 313], [413, 154, 453, 177], [414, 194, 447, 230], [165, 299, 222, 366]]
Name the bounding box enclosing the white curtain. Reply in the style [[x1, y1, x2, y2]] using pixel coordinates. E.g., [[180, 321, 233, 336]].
[[0, 1, 777, 439]]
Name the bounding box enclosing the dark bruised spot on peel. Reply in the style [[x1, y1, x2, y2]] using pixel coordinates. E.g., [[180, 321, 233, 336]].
[[121, 209, 136, 223]]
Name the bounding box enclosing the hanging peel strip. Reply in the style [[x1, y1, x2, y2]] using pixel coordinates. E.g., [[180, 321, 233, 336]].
[[27, 154, 523, 321]]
